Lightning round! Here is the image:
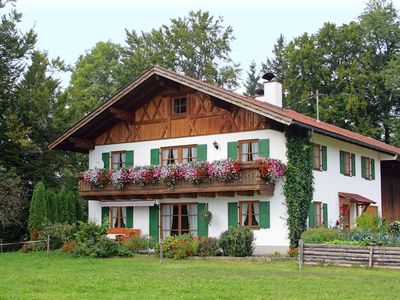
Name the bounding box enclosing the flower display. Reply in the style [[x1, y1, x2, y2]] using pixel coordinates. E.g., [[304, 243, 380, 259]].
[[255, 158, 285, 184], [83, 159, 242, 189], [83, 168, 112, 188]]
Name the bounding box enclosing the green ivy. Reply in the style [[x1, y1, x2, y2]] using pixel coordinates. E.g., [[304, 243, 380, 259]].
[[283, 126, 314, 248]]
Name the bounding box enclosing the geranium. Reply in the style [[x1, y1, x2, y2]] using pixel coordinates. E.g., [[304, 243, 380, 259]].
[[83, 168, 111, 188], [255, 158, 285, 184], [110, 168, 131, 189], [212, 159, 240, 183], [182, 161, 210, 185]]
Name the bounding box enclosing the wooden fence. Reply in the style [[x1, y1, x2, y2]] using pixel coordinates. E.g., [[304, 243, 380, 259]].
[[0, 235, 50, 255], [298, 240, 400, 269]]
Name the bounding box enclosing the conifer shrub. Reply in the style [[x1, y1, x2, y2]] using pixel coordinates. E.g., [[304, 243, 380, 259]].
[[218, 227, 254, 257], [28, 181, 48, 234]]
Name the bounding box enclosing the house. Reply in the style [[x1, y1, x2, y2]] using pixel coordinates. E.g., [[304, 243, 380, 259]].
[[49, 66, 400, 254]]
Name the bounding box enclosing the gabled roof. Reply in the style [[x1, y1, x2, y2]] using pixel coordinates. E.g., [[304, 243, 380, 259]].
[[49, 66, 400, 156]]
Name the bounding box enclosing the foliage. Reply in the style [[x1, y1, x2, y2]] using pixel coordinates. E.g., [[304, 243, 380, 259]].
[[123, 236, 153, 253], [389, 221, 400, 236], [287, 247, 298, 257], [243, 60, 261, 96], [123, 10, 240, 90], [218, 226, 254, 257], [283, 126, 314, 248], [356, 213, 388, 233], [74, 221, 108, 244], [341, 228, 400, 246], [255, 158, 286, 184], [45, 189, 58, 223], [266, 1, 400, 145], [84, 159, 241, 189], [156, 235, 199, 259], [0, 165, 27, 239], [261, 34, 287, 81], [38, 223, 77, 250], [301, 228, 340, 244], [28, 181, 48, 234], [72, 236, 121, 258], [198, 237, 220, 257]]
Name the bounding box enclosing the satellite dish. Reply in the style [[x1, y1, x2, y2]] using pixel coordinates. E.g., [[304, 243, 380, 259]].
[[262, 72, 275, 81]]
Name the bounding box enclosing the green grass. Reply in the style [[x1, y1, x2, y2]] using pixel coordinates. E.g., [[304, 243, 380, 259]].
[[1, 252, 399, 299]]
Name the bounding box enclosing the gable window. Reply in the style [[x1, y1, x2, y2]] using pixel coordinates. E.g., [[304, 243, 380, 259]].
[[111, 151, 126, 169], [161, 145, 197, 165], [239, 140, 259, 162], [110, 207, 127, 228], [239, 201, 260, 228], [172, 97, 187, 115], [340, 150, 355, 176], [361, 156, 375, 180], [161, 203, 197, 238]]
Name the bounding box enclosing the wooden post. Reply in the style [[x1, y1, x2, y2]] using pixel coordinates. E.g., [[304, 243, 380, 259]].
[[368, 246, 373, 268], [0, 238, 3, 253], [299, 240, 304, 270], [46, 234, 50, 256]]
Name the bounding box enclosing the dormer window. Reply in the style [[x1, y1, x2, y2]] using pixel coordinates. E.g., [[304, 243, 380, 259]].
[[172, 97, 187, 115]]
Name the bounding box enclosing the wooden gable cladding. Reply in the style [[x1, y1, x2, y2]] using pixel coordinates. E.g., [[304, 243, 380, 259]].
[[95, 91, 272, 145]]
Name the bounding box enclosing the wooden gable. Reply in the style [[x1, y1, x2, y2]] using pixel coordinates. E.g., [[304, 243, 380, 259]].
[[95, 88, 282, 145]]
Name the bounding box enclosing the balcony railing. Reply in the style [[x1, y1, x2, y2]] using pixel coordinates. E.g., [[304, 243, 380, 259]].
[[77, 163, 274, 200]]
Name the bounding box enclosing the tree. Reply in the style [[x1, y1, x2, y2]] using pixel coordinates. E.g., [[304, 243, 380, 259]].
[[269, 0, 400, 144], [46, 189, 58, 223], [123, 10, 240, 89], [0, 166, 26, 239], [261, 34, 287, 81], [243, 61, 261, 96], [67, 41, 126, 119], [64, 191, 76, 224], [28, 182, 47, 233]]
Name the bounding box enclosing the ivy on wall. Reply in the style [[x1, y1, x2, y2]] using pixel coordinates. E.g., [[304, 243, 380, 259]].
[[283, 126, 314, 248]]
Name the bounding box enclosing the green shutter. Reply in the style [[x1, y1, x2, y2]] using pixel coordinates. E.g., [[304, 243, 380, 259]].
[[339, 151, 345, 174], [228, 202, 238, 227], [101, 207, 109, 225], [149, 205, 159, 241], [323, 203, 328, 228], [308, 202, 315, 228], [197, 203, 208, 237], [311, 144, 315, 166], [259, 139, 270, 158], [371, 159, 375, 180], [102, 152, 110, 169], [125, 151, 134, 167], [351, 153, 356, 176], [197, 144, 207, 162], [227, 142, 238, 160], [126, 207, 133, 228], [361, 157, 366, 179], [322, 146, 327, 171], [259, 201, 270, 229], [150, 148, 160, 165]]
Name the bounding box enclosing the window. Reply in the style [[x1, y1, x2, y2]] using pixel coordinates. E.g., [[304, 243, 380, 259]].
[[361, 156, 375, 180], [111, 151, 126, 169], [161, 203, 197, 238], [239, 201, 260, 228], [161, 145, 197, 165], [313, 202, 322, 227], [172, 97, 187, 115], [340, 150, 355, 176], [313, 144, 322, 170], [109, 207, 127, 228], [239, 140, 259, 162]]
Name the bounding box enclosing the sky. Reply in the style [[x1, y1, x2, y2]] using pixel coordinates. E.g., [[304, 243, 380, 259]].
[[13, 0, 400, 88]]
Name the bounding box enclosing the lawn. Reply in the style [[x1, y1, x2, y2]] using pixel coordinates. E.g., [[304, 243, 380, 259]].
[[1, 252, 399, 299]]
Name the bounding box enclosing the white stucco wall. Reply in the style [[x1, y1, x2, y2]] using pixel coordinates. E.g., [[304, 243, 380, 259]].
[[311, 133, 386, 227]]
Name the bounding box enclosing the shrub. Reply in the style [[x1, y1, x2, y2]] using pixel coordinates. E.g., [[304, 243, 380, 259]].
[[301, 227, 340, 244], [287, 248, 298, 257], [62, 240, 77, 253], [73, 236, 120, 258], [38, 223, 77, 250], [342, 229, 400, 247], [356, 213, 388, 233], [218, 227, 254, 257], [28, 182, 48, 234], [156, 234, 198, 259], [74, 221, 107, 243], [198, 237, 219, 257], [389, 221, 400, 236], [123, 236, 152, 253]]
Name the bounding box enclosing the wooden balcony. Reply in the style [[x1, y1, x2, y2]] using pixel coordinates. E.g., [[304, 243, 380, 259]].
[[77, 163, 274, 200]]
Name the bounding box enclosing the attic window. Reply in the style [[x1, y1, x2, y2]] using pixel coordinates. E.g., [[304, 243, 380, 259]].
[[172, 97, 187, 115]]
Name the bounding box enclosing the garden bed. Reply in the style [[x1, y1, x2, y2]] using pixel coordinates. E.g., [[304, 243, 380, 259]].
[[299, 241, 400, 269]]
